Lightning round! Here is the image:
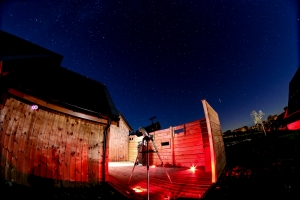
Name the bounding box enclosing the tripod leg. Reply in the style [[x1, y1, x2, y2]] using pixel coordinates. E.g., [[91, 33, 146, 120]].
[[128, 139, 144, 185], [151, 139, 172, 183], [147, 140, 150, 200]]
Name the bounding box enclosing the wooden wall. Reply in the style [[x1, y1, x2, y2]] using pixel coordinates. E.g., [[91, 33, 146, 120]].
[[128, 120, 207, 168], [0, 97, 108, 187], [149, 120, 206, 168], [149, 127, 172, 166], [173, 120, 206, 168], [200, 120, 211, 172], [202, 99, 226, 183], [109, 117, 130, 161], [128, 135, 142, 163]]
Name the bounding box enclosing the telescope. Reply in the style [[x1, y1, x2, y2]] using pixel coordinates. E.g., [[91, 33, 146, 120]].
[[128, 116, 161, 137], [128, 116, 172, 199]]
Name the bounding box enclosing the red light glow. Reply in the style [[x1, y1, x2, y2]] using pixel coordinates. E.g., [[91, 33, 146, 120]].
[[151, 165, 156, 168], [190, 165, 196, 172], [132, 187, 145, 193]]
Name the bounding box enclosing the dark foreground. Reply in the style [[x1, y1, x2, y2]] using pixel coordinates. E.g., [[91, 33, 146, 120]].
[[0, 180, 128, 199], [1, 130, 299, 199], [203, 130, 300, 200]]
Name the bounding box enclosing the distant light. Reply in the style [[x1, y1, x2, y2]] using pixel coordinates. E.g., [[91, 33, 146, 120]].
[[151, 165, 156, 168], [31, 105, 38, 110]]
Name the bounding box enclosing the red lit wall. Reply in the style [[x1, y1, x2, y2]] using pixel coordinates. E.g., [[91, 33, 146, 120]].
[[0, 97, 107, 187], [287, 120, 300, 130]]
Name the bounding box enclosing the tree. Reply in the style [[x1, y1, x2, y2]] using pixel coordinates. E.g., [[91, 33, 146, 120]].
[[250, 110, 267, 136], [223, 130, 232, 137], [266, 114, 278, 131], [241, 126, 249, 132]]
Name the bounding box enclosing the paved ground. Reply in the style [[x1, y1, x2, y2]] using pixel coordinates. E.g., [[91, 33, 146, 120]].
[[108, 162, 212, 200]]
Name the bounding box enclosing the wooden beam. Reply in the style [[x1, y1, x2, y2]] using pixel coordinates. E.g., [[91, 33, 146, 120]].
[[201, 99, 216, 183], [8, 88, 117, 125]]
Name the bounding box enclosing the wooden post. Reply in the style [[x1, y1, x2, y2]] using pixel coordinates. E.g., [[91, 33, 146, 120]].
[[170, 126, 174, 166], [202, 100, 216, 183]]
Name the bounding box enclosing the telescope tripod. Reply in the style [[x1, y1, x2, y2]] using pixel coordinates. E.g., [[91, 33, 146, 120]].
[[128, 135, 172, 200]]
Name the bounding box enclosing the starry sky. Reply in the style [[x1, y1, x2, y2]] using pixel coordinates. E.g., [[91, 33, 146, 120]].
[[1, 0, 299, 132]]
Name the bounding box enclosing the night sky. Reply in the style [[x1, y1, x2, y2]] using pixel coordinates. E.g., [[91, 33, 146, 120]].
[[1, 0, 299, 132]]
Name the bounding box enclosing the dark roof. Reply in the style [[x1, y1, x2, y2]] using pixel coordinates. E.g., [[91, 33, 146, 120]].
[[0, 30, 63, 67], [0, 30, 119, 121]]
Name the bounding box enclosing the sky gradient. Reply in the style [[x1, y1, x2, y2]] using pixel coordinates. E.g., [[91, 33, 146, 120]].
[[1, 0, 299, 132]]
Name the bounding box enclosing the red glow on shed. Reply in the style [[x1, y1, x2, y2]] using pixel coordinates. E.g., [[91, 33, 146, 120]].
[[287, 120, 300, 130], [132, 186, 145, 193], [190, 165, 196, 172]]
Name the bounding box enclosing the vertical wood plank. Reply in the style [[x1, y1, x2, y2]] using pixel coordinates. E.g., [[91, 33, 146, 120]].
[[69, 118, 80, 187], [92, 122, 102, 182], [58, 115, 68, 185], [87, 120, 96, 184], [14, 102, 28, 184], [45, 113, 59, 179], [21, 104, 36, 186], [28, 109, 45, 181], [62, 116, 75, 187], [91, 122, 100, 183], [16, 103, 30, 184], [98, 124, 104, 181], [1, 98, 14, 180], [81, 119, 90, 184], [104, 126, 110, 181], [40, 112, 55, 179], [75, 120, 85, 186], [55, 113, 65, 186], [50, 114, 63, 184], [4, 99, 20, 181], [0, 98, 13, 178], [11, 101, 26, 182]]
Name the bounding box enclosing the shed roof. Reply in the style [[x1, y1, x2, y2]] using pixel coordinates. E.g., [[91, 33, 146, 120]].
[[0, 30, 63, 66], [0, 30, 119, 121]]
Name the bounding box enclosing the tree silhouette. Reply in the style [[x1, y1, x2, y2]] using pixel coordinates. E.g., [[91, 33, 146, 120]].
[[250, 110, 267, 136]]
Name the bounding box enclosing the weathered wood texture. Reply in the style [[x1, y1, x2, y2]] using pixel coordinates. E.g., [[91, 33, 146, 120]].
[[109, 117, 130, 161], [202, 100, 226, 182], [8, 88, 113, 125], [200, 120, 212, 172], [149, 128, 172, 166], [128, 135, 143, 163], [128, 120, 207, 168], [0, 97, 108, 187]]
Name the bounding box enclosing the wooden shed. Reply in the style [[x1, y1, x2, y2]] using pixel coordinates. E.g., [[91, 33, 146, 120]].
[[0, 30, 121, 187], [128, 100, 226, 183], [109, 113, 133, 161]]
